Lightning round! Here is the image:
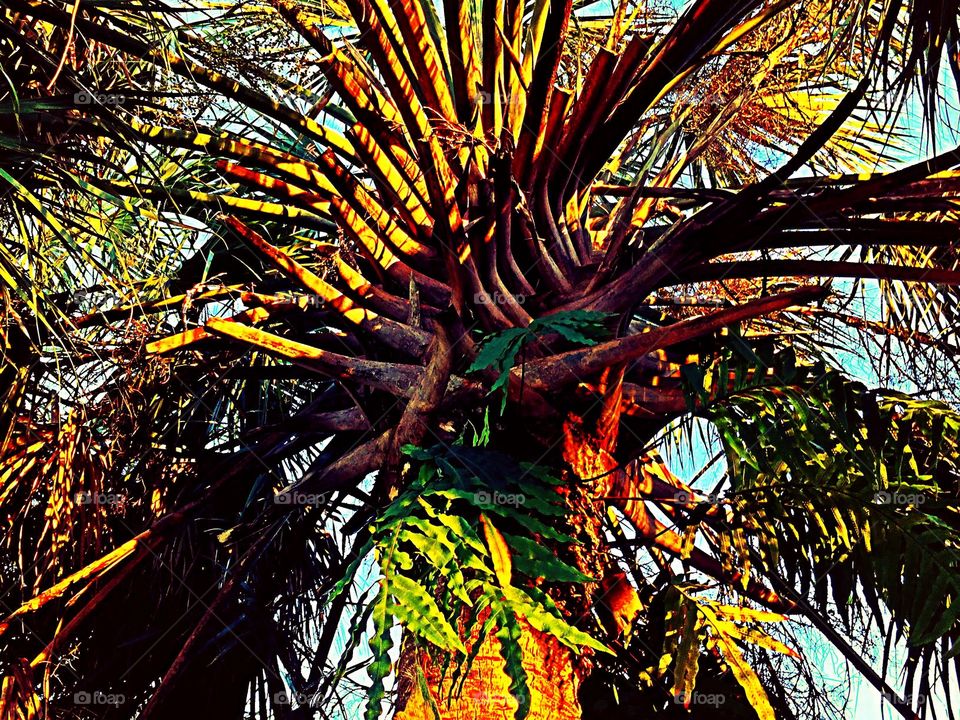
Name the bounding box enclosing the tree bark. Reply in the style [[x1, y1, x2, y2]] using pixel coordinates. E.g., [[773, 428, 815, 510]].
[[394, 611, 584, 720]]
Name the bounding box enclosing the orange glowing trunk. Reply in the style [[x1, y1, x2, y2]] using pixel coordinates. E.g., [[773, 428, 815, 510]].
[[394, 614, 584, 720], [395, 386, 618, 720]]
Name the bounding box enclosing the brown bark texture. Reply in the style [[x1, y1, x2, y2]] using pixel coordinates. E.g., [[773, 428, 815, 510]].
[[394, 611, 584, 720]]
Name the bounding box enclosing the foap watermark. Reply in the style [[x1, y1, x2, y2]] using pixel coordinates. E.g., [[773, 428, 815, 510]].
[[674, 691, 726, 707], [273, 690, 314, 706], [476, 90, 523, 108], [675, 92, 729, 110], [301, 294, 325, 308], [474, 490, 525, 507], [474, 291, 526, 306], [673, 489, 723, 505], [274, 490, 330, 506], [874, 490, 927, 507], [464, 689, 514, 708], [75, 491, 125, 506], [881, 690, 927, 707], [71, 288, 93, 305], [73, 691, 125, 707], [74, 91, 127, 106], [69, 288, 117, 310]]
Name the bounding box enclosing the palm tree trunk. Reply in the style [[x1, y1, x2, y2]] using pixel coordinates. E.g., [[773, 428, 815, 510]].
[[394, 612, 584, 720]]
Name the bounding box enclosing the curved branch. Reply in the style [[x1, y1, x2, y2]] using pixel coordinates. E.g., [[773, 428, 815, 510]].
[[223, 215, 430, 357]]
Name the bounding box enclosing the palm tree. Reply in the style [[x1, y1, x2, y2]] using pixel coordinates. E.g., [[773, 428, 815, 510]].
[[2, 0, 960, 718]]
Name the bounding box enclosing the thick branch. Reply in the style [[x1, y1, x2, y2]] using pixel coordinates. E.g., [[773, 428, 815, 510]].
[[204, 319, 481, 402], [223, 215, 430, 357], [524, 285, 828, 391]]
